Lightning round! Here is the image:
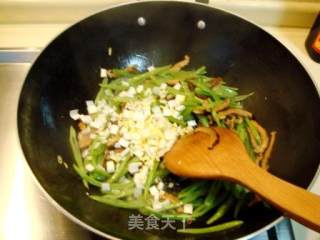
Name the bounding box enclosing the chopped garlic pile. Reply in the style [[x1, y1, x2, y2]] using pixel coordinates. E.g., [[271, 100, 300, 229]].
[[70, 82, 195, 212]]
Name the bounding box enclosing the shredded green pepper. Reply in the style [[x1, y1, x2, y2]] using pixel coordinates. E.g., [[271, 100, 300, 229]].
[[68, 57, 275, 234]]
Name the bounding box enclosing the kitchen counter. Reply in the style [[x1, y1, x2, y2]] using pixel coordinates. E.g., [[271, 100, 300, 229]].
[[0, 63, 104, 240]]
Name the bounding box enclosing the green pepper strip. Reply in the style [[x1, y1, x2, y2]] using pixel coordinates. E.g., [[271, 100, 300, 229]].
[[128, 65, 171, 86], [85, 139, 106, 166], [245, 117, 261, 144], [112, 68, 138, 78], [192, 182, 224, 218], [73, 164, 101, 187], [233, 92, 254, 102], [95, 78, 109, 102], [235, 121, 255, 160], [233, 195, 249, 218], [180, 186, 208, 204], [212, 85, 238, 98], [197, 115, 209, 127], [177, 220, 243, 234], [90, 196, 145, 209], [98, 188, 135, 199], [144, 159, 160, 197], [69, 126, 84, 169], [178, 181, 208, 198], [211, 110, 222, 127], [167, 116, 187, 127], [108, 156, 132, 183], [206, 195, 235, 224]]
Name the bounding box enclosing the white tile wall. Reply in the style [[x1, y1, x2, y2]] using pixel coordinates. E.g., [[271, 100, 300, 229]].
[[0, 0, 319, 27]]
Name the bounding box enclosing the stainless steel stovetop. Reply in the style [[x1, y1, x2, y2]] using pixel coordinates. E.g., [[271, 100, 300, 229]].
[[0, 63, 104, 240]]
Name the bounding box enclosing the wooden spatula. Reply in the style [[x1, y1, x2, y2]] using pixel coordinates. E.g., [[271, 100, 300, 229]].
[[164, 127, 320, 232]]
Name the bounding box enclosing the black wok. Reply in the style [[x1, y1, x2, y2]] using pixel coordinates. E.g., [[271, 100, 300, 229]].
[[17, 1, 320, 239]]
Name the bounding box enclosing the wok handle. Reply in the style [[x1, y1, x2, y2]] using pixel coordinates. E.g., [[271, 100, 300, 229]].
[[238, 162, 320, 233]]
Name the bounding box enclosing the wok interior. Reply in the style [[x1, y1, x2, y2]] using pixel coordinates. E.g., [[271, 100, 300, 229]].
[[18, 2, 320, 239]]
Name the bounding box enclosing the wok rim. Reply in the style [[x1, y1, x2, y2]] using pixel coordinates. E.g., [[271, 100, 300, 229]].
[[16, 0, 320, 239]]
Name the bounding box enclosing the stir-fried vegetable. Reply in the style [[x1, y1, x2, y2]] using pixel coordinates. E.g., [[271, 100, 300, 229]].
[[68, 56, 276, 234]]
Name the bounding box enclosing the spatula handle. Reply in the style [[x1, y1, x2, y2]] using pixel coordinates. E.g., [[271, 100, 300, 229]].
[[237, 162, 320, 232]]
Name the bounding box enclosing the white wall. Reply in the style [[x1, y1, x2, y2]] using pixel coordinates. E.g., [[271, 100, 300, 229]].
[[0, 0, 319, 27]]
